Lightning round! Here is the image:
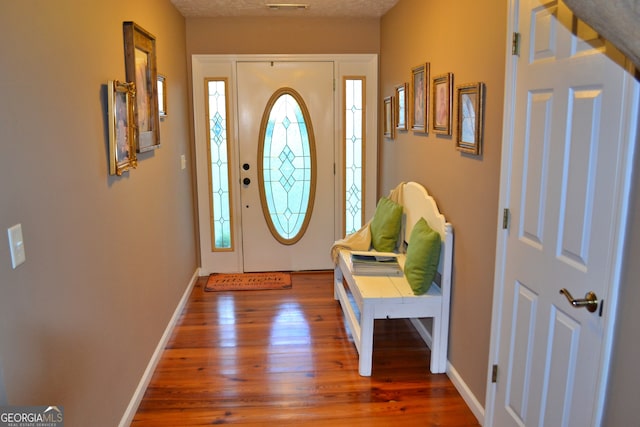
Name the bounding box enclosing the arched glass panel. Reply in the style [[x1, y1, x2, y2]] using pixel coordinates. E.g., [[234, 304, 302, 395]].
[[258, 88, 316, 245]]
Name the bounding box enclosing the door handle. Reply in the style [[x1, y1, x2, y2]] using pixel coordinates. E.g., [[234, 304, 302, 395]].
[[559, 288, 598, 313]]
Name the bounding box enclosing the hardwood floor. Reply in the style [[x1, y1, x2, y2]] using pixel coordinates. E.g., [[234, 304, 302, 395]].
[[132, 271, 480, 426]]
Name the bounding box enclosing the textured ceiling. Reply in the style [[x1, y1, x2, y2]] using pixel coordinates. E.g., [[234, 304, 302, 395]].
[[170, 0, 399, 17]]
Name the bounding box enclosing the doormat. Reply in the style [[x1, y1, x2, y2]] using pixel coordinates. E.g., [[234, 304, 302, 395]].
[[205, 272, 292, 292]]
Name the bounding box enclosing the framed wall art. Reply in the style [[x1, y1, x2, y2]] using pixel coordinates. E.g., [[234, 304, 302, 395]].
[[157, 74, 167, 118], [395, 83, 408, 131], [410, 62, 430, 133], [383, 95, 394, 139], [123, 21, 160, 152], [456, 82, 485, 155], [108, 80, 138, 175], [432, 73, 453, 135]]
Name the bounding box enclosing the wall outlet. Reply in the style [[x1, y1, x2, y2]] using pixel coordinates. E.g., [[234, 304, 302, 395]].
[[7, 224, 26, 269]]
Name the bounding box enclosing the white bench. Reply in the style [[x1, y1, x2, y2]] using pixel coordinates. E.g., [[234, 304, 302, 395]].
[[333, 182, 453, 376]]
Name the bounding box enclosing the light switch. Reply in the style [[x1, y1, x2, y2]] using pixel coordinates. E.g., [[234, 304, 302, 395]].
[[7, 224, 26, 269], [180, 154, 186, 170]]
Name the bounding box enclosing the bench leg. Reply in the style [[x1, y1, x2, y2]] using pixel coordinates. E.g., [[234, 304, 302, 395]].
[[430, 315, 445, 374], [358, 303, 374, 376], [333, 266, 344, 300]]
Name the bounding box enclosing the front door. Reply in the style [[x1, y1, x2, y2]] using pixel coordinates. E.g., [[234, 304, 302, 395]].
[[488, 0, 638, 426], [236, 61, 335, 272]]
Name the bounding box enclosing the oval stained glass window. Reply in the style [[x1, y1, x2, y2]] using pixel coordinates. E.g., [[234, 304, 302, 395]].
[[258, 88, 316, 245]]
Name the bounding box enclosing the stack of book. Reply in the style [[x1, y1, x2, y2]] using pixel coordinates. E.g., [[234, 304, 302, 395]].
[[349, 251, 403, 276]]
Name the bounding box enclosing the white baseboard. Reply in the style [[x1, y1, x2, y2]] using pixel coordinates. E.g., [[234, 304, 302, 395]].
[[447, 362, 485, 426], [119, 268, 200, 427], [410, 319, 485, 425]]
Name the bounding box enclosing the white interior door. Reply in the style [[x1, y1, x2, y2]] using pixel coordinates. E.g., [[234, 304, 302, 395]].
[[236, 61, 335, 272], [488, 0, 638, 426]]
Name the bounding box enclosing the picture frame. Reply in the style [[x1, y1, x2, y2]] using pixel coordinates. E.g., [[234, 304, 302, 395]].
[[410, 62, 430, 133], [108, 80, 138, 176], [395, 83, 408, 131], [157, 74, 167, 118], [383, 95, 394, 139], [432, 73, 453, 135], [123, 21, 160, 152], [456, 82, 485, 155]]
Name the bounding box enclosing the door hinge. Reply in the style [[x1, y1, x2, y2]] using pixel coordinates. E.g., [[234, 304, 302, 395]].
[[492, 364, 498, 383], [502, 208, 510, 230], [512, 32, 521, 56]]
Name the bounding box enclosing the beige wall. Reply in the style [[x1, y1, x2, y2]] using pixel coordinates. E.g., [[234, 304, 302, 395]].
[[380, 0, 506, 404], [186, 16, 380, 55], [0, 1, 195, 425]]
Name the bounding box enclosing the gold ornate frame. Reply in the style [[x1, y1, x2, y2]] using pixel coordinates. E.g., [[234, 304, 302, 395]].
[[383, 95, 394, 139], [395, 83, 408, 131], [432, 73, 453, 135], [108, 80, 137, 176], [456, 82, 485, 155], [123, 21, 160, 152], [157, 74, 167, 118], [411, 62, 430, 133]]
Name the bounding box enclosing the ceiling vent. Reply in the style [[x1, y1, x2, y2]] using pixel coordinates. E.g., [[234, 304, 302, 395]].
[[266, 3, 309, 11]]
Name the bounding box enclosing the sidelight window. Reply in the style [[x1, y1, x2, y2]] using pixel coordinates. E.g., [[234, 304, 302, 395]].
[[344, 77, 365, 235], [206, 78, 233, 250]]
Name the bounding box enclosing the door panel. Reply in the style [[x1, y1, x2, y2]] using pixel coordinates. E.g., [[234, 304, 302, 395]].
[[491, 0, 638, 426], [237, 61, 334, 272], [505, 282, 536, 422]]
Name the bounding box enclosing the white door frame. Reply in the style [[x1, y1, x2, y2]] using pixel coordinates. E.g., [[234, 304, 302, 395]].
[[484, 1, 639, 425], [192, 54, 378, 274]]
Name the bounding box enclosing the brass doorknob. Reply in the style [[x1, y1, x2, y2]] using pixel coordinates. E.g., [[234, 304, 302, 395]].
[[559, 288, 599, 313]]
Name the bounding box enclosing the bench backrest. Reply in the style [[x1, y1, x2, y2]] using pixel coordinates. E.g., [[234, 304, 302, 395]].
[[401, 182, 453, 292]]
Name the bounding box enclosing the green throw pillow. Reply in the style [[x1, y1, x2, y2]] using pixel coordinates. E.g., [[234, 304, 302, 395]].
[[369, 197, 403, 252], [404, 218, 441, 295]]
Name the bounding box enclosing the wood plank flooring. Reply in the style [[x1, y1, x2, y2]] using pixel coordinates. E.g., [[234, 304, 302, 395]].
[[132, 271, 480, 426]]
